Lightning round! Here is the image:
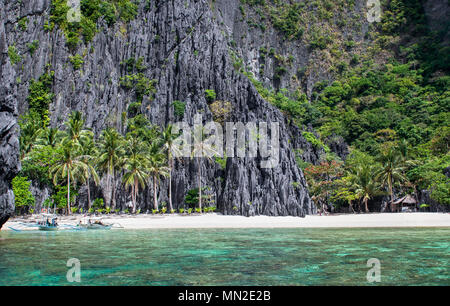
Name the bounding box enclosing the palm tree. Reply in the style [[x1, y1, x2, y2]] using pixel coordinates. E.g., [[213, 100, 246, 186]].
[[97, 128, 125, 210], [191, 126, 220, 213], [352, 164, 383, 213], [147, 143, 169, 211], [50, 139, 89, 215], [63, 111, 93, 146], [123, 155, 149, 213], [122, 132, 149, 213], [162, 124, 182, 212], [61, 111, 97, 210], [333, 179, 358, 213], [79, 137, 100, 210], [18, 116, 42, 159], [36, 127, 61, 148], [375, 145, 408, 212]]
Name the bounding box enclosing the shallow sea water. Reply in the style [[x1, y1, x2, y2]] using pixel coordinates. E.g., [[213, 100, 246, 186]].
[[0, 227, 448, 286]]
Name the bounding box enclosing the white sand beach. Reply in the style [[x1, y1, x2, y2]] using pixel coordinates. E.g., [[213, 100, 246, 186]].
[[3, 212, 450, 230]]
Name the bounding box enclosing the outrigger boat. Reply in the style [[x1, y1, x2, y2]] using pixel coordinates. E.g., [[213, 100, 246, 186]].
[[8, 213, 61, 232], [77, 217, 113, 230], [37, 214, 59, 231], [8, 213, 85, 232], [8, 214, 122, 232]]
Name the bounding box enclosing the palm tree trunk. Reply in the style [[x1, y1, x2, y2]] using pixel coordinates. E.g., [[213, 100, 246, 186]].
[[135, 178, 139, 213], [87, 176, 91, 210], [168, 158, 173, 212], [198, 159, 202, 213], [389, 176, 394, 212], [111, 171, 116, 210], [153, 175, 158, 211], [349, 200, 355, 213], [105, 170, 111, 209], [67, 169, 71, 215], [132, 179, 136, 214], [364, 198, 369, 213]]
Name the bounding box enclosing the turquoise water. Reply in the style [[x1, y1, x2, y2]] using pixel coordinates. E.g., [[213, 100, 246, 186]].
[[0, 228, 448, 286]]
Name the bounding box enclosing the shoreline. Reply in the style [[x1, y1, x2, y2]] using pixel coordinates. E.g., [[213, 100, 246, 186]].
[[3, 212, 450, 230]]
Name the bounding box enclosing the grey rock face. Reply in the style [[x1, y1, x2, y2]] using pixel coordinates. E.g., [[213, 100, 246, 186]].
[[30, 183, 50, 213], [444, 166, 450, 178], [418, 190, 450, 213], [325, 134, 349, 161], [3, 0, 322, 217], [215, 0, 369, 99], [0, 1, 20, 229], [423, 0, 450, 45]]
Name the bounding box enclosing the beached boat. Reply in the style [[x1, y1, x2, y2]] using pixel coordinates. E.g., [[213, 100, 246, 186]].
[[37, 214, 59, 231], [38, 225, 59, 231], [8, 214, 60, 232], [77, 217, 113, 230]]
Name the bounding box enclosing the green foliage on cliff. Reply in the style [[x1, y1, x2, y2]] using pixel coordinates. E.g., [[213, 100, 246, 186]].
[[27, 40, 40, 55], [27, 69, 55, 127], [127, 101, 142, 117], [12, 176, 35, 213], [120, 73, 157, 102], [8, 45, 21, 65], [243, 0, 448, 150], [69, 54, 85, 70], [302, 132, 330, 153], [121, 56, 147, 72], [50, 0, 138, 49], [215, 155, 227, 170], [269, 2, 304, 40], [172, 100, 186, 118], [239, 0, 449, 208], [240, 0, 358, 44], [204, 89, 217, 102], [244, 71, 317, 126], [18, 17, 29, 31]]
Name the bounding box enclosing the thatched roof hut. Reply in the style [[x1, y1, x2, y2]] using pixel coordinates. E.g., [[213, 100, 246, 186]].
[[392, 195, 417, 211], [393, 195, 417, 205]]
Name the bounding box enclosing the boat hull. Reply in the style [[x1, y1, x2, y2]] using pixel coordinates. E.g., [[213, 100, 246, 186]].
[[38, 226, 59, 231], [78, 224, 112, 230]]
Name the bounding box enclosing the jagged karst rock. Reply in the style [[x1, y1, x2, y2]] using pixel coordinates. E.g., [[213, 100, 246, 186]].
[[423, 0, 450, 44], [325, 134, 349, 161], [1, 0, 349, 217], [30, 183, 50, 213], [0, 1, 20, 229], [443, 166, 450, 178], [418, 190, 450, 213]]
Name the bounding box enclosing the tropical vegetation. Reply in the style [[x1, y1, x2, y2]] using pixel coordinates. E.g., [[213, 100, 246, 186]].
[[15, 107, 220, 215]]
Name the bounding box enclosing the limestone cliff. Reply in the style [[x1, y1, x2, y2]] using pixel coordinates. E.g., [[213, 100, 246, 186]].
[[0, 0, 324, 218], [0, 1, 20, 229]]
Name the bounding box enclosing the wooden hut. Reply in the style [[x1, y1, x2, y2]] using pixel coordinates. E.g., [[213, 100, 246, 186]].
[[392, 195, 417, 212]]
